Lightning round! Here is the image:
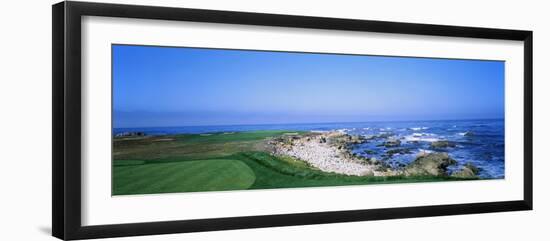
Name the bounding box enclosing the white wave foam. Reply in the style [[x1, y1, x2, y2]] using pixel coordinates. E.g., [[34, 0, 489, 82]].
[[410, 127, 429, 131], [417, 149, 434, 155], [404, 133, 440, 142], [412, 132, 435, 137], [336, 128, 349, 133]]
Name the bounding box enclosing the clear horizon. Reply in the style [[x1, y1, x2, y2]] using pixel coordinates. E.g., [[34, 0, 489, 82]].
[[113, 45, 505, 128], [113, 116, 504, 130]]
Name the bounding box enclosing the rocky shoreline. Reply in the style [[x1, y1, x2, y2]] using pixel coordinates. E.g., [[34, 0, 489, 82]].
[[267, 131, 479, 178]]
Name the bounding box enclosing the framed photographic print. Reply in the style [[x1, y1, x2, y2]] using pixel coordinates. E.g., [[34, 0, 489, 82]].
[[52, 1, 533, 240]]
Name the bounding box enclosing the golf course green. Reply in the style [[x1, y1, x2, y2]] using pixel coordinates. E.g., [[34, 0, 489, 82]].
[[113, 131, 470, 195]]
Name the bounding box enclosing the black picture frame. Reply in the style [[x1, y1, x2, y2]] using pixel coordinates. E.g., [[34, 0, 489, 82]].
[[52, 1, 533, 240]]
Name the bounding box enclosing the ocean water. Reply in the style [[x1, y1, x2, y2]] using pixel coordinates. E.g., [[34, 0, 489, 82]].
[[114, 119, 504, 179]]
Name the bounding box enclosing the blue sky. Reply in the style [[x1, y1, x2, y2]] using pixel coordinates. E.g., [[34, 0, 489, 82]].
[[113, 45, 504, 128]]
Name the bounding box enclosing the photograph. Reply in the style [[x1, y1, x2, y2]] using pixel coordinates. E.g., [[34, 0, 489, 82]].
[[112, 45, 505, 195], [42, 1, 539, 240]]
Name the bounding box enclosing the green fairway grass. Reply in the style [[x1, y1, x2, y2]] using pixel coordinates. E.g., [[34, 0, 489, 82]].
[[113, 130, 475, 195], [113, 159, 256, 195], [113, 130, 295, 161]]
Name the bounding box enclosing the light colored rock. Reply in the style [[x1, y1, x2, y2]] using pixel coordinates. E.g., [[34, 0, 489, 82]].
[[271, 131, 390, 176], [451, 163, 480, 178], [404, 152, 457, 176]]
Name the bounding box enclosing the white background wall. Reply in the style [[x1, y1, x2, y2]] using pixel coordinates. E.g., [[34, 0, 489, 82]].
[[0, 0, 547, 240]]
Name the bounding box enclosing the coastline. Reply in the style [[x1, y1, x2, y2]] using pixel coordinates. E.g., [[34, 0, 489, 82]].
[[266, 131, 480, 178], [112, 124, 497, 195], [267, 131, 391, 176]]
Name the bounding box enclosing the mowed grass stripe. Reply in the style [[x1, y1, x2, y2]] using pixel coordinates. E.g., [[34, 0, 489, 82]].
[[114, 161, 207, 192], [113, 159, 256, 195]]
